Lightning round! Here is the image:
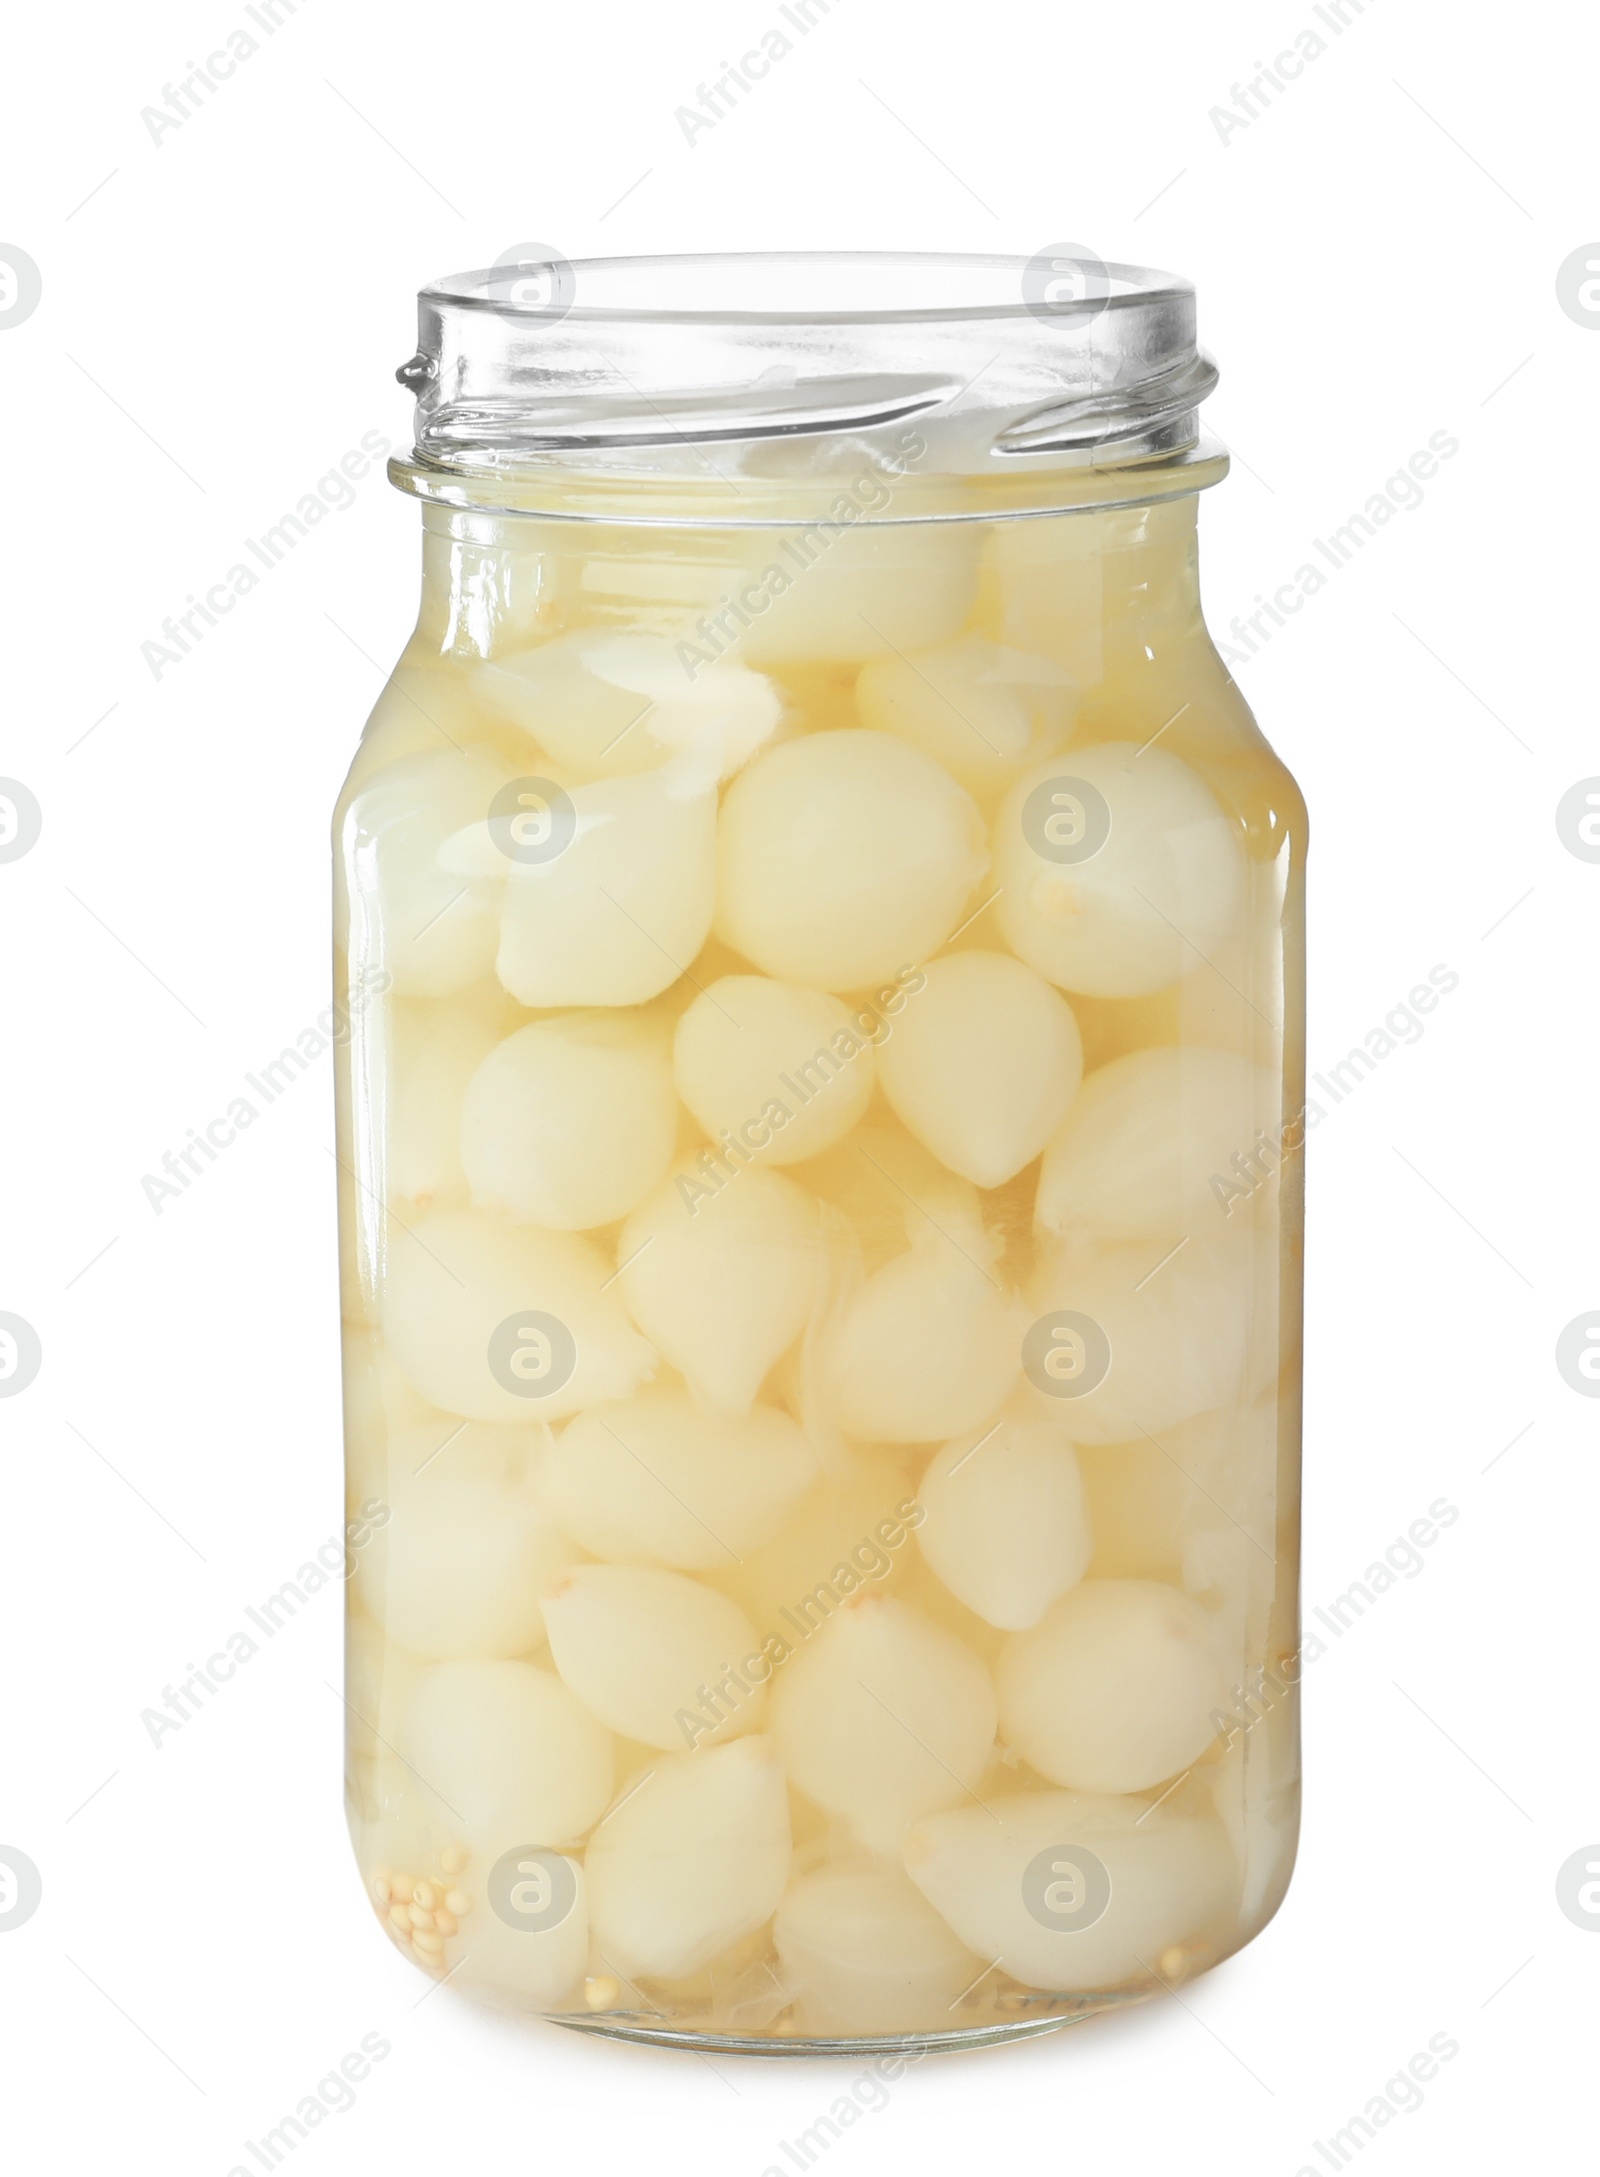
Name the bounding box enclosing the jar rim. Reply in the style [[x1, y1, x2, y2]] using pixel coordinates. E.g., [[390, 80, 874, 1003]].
[[396, 249, 1224, 521], [421, 250, 1193, 328]]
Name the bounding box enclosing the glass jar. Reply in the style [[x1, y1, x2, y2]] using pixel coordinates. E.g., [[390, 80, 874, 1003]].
[[335, 253, 1305, 2053]]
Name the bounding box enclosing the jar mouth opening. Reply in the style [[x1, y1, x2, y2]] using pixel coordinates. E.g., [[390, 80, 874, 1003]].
[[423, 250, 1191, 327], [397, 249, 1223, 521]]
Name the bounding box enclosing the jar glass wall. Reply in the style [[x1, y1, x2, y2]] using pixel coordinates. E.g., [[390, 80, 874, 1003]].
[[335, 256, 1304, 2053]]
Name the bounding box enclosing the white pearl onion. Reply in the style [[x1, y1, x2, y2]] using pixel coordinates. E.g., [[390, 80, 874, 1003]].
[[546, 1390, 819, 1570], [461, 1013, 677, 1230], [716, 731, 988, 991], [855, 633, 1075, 800], [382, 1209, 655, 1424], [341, 1326, 439, 1499], [796, 1124, 990, 1270], [542, 1563, 765, 1749], [617, 1166, 824, 1415], [820, 1246, 1024, 1444], [994, 744, 1248, 998], [342, 664, 502, 788], [1035, 1045, 1281, 1243], [439, 760, 719, 1009], [1178, 1398, 1281, 1659], [673, 976, 877, 1167], [351, 749, 509, 996], [774, 1863, 980, 2035], [356, 1422, 569, 1658], [385, 995, 504, 1210], [916, 1416, 1092, 1630], [771, 1594, 997, 1853], [1025, 1228, 1276, 1444], [983, 505, 1124, 687], [475, 628, 782, 782], [904, 1790, 1236, 1992], [448, 1858, 589, 2010], [400, 1659, 614, 1850], [734, 523, 977, 666], [585, 1738, 792, 1979], [997, 1579, 1227, 1793], [1076, 1397, 1277, 1582], [717, 1466, 917, 1630], [876, 950, 1083, 1188]]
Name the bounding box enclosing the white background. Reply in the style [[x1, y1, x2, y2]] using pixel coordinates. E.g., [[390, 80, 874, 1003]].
[[1, 0, 1594, 2170]]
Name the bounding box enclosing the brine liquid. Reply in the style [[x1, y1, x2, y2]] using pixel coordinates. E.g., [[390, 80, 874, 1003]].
[[336, 493, 1304, 2049]]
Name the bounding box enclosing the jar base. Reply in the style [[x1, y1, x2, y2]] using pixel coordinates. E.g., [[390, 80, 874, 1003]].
[[555, 1987, 1154, 2058]]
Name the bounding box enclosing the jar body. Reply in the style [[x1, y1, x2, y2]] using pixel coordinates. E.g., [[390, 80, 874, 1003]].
[[335, 486, 1304, 2050]]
